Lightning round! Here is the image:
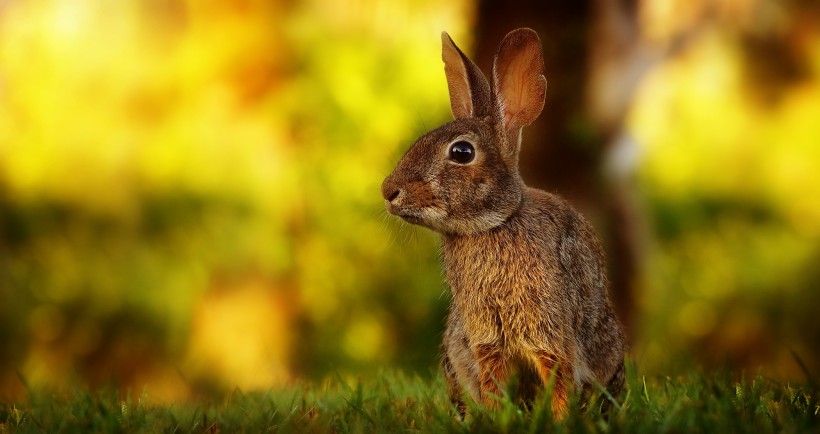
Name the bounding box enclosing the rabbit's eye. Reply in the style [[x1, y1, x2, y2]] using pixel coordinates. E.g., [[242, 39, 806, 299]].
[[448, 141, 475, 164]]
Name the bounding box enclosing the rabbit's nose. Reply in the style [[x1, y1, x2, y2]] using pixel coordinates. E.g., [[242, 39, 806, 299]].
[[382, 176, 402, 203], [385, 188, 401, 203]]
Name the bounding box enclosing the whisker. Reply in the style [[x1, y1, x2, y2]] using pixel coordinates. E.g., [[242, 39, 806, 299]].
[[402, 222, 414, 245], [385, 215, 400, 249]]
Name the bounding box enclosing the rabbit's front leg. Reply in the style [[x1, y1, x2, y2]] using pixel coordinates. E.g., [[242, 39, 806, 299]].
[[443, 309, 480, 415], [531, 351, 571, 416], [474, 343, 509, 408], [442, 354, 467, 417]]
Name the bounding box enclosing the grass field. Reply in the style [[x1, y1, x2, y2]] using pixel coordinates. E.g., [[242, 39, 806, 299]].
[[1, 367, 817, 433]]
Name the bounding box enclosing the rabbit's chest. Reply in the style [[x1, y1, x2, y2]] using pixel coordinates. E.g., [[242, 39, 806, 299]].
[[444, 232, 556, 349], [458, 280, 542, 348]]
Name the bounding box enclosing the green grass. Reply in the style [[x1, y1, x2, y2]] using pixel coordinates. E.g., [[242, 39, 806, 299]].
[[1, 368, 817, 433]]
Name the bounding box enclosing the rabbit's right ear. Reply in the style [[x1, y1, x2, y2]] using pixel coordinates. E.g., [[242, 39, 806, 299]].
[[441, 32, 492, 120], [492, 28, 547, 160]]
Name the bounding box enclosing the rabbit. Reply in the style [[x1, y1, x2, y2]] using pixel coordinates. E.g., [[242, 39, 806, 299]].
[[381, 28, 626, 416]]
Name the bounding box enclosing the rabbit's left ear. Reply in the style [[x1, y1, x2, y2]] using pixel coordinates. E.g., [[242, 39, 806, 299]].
[[442, 32, 492, 120], [492, 28, 547, 157]]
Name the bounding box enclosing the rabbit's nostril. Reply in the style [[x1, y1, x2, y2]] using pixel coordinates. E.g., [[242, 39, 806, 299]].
[[387, 189, 401, 202]]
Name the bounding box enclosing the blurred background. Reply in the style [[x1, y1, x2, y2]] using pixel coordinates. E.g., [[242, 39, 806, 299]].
[[1, 0, 819, 402]]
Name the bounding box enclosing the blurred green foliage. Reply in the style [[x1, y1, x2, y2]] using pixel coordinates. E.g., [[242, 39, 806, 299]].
[[631, 28, 820, 375]]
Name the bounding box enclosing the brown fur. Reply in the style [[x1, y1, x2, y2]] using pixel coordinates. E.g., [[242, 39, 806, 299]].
[[382, 28, 626, 417]]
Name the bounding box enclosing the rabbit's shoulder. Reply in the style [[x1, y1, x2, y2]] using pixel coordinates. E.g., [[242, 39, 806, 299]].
[[522, 188, 607, 291]]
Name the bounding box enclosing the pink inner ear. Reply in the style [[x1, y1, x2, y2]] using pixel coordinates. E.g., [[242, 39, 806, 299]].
[[494, 30, 547, 132], [502, 65, 533, 127], [503, 73, 546, 131]]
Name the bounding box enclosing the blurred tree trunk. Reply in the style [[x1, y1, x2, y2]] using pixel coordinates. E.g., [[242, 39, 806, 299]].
[[473, 0, 655, 338]]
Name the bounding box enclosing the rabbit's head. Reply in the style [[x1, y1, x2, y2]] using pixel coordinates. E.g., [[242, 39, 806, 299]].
[[382, 28, 547, 235]]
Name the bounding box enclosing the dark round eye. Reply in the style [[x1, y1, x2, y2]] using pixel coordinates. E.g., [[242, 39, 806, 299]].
[[448, 141, 475, 164]]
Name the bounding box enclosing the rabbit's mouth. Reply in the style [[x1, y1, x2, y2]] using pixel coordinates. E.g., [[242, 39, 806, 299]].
[[388, 204, 446, 228], [400, 214, 424, 225], [391, 207, 425, 224]]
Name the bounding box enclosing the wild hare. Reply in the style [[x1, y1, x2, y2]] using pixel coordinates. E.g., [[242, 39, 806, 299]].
[[381, 28, 626, 416]]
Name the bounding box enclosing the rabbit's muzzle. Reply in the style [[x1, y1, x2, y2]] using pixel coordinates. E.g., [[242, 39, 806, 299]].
[[382, 177, 446, 228]]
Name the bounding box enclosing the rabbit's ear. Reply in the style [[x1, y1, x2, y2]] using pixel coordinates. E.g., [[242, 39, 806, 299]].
[[492, 28, 547, 157], [441, 32, 492, 120]]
